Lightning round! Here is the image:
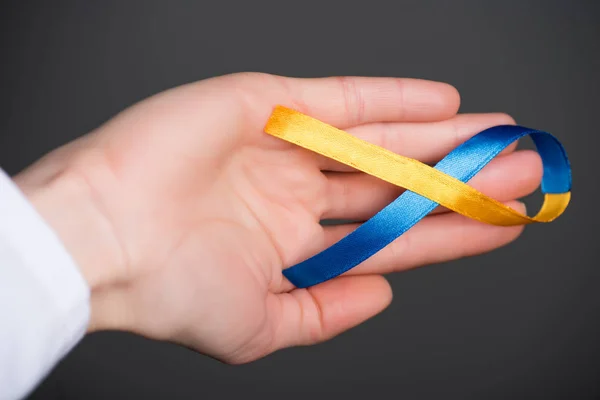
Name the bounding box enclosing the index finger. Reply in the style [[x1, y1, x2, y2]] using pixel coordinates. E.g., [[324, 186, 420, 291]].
[[282, 75, 461, 128]]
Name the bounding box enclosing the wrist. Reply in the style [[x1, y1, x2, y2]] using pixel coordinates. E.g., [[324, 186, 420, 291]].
[[14, 157, 125, 302]]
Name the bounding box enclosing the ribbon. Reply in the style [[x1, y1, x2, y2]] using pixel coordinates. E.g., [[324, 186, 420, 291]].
[[264, 106, 572, 288]]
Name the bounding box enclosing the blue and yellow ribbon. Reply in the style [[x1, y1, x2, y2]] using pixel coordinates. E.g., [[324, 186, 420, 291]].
[[264, 106, 572, 288]]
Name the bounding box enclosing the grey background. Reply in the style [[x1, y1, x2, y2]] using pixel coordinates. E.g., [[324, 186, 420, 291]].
[[1, 0, 598, 398]]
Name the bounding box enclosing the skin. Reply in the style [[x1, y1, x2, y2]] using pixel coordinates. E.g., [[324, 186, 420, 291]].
[[13, 72, 542, 364]]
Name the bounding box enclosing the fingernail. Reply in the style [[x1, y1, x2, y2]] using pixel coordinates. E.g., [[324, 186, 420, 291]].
[[518, 201, 527, 214]]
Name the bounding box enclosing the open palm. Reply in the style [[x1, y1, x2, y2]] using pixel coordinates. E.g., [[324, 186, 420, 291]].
[[17, 73, 542, 363]]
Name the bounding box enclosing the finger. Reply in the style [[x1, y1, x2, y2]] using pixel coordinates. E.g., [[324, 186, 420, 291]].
[[267, 275, 392, 350], [239, 73, 460, 127], [322, 201, 526, 276], [323, 150, 542, 220], [317, 113, 517, 172], [291, 76, 461, 127]]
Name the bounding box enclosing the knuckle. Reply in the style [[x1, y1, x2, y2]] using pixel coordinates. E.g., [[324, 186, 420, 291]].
[[337, 76, 365, 125]]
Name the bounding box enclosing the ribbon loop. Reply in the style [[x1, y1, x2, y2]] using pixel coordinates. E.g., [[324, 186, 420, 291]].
[[264, 106, 571, 288]]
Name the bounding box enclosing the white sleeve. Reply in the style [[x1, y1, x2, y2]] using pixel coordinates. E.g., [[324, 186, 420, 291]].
[[0, 169, 90, 400]]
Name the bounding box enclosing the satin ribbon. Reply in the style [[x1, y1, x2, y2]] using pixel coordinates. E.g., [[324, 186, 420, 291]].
[[264, 106, 572, 288]]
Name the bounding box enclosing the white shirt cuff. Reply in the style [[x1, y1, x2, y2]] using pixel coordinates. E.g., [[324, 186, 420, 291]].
[[0, 169, 90, 400]]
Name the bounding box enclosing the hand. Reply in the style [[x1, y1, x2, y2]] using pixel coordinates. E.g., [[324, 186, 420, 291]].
[[14, 73, 541, 363]]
